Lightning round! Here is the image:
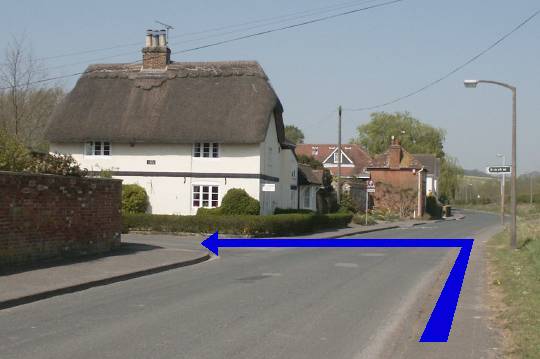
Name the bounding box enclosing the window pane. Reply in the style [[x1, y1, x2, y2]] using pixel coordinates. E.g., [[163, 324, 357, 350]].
[[212, 187, 218, 194], [94, 142, 101, 155], [194, 186, 200, 193], [203, 143, 210, 157], [194, 143, 201, 157], [85, 142, 93, 155], [193, 193, 200, 200], [202, 200, 209, 207], [212, 193, 218, 201], [212, 143, 219, 158], [193, 200, 199, 207], [211, 200, 218, 207], [202, 193, 209, 200], [203, 186, 209, 193]]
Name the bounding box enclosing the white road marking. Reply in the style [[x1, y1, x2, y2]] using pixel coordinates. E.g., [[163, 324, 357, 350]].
[[335, 262, 359, 268], [359, 253, 387, 257]]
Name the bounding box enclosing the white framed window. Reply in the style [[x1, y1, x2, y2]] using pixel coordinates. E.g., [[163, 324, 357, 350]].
[[303, 187, 311, 208], [85, 141, 111, 156], [312, 146, 319, 156], [193, 143, 219, 158], [192, 185, 219, 208]]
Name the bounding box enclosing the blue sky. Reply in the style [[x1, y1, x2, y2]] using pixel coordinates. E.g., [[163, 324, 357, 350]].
[[1, 0, 538, 173]]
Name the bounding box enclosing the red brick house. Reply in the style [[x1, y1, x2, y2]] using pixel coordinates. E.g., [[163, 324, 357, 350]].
[[366, 139, 427, 217]]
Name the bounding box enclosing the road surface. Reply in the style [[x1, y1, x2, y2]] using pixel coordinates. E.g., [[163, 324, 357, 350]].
[[0, 211, 499, 359]]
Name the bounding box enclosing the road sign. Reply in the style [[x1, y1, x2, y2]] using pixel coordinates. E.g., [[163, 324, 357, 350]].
[[486, 166, 511, 174], [367, 180, 375, 193], [262, 183, 275, 192]]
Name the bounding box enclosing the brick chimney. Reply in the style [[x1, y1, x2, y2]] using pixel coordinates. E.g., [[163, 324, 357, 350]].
[[388, 136, 402, 169], [142, 29, 171, 70]]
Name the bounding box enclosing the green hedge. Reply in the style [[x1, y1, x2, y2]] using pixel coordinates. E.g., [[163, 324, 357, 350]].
[[123, 212, 352, 236], [273, 208, 314, 214]]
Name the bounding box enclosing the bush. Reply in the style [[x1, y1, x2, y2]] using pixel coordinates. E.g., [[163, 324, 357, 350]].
[[338, 192, 357, 213], [29, 152, 88, 177], [352, 212, 377, 226], [274, 208, 314, 214], [220, 188, 260, 215], [425, 195, 443, 219], [0, 131, 34, 172], [122, 184, 148, 213], [123, 212, 353, 236]]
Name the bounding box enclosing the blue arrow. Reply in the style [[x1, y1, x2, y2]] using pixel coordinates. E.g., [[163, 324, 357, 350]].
[[201, 231, 474, 343]]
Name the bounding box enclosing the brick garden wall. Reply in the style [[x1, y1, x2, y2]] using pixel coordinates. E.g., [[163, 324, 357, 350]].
[[0, 171, 122, 268]]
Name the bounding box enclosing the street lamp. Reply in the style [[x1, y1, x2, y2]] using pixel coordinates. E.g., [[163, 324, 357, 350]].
[[496, 154, 506, 225], [464, 79, 517, 249]]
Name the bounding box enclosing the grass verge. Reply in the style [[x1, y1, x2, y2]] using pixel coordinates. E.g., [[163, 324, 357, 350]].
[[487, 205, 540, 358]]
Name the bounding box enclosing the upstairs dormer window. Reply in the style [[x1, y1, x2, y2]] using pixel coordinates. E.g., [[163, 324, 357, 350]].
[[193, 142, 219, 158], [85, 141, 111, 156]]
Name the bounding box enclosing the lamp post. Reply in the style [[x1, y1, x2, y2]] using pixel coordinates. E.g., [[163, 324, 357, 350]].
[[496, 154, 506, 225], [464, 79, 517, 249]]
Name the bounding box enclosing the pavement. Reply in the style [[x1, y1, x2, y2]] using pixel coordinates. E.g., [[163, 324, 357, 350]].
[[0, 216, 441, 310], [0, 210, 502, 359]]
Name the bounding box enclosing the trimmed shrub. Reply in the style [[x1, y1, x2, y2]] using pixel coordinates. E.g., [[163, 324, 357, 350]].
[[220, 188, 260, 215], [425, 195, 443, 219], [123, 212, 353, 236], [274, 208, 314, 214], [122, 184, 149, 213]]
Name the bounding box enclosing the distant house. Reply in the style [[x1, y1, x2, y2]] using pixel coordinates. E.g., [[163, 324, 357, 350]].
[[46, 30, 298, 215], [413, 154, 441, 196], [295, 144, 371, 179], [366, 138, 427, 217], [297, 164, 323, 212]]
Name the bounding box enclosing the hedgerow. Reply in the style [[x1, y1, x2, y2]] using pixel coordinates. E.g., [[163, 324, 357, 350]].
[[123, 212, 352, 236]]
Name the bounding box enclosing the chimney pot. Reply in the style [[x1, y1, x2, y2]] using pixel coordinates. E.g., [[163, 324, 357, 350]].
[[158, 30, 167, 47], [145, 29, 153, 47]]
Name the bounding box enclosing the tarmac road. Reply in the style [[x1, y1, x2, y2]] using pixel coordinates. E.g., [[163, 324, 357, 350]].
[[0, 211, 499, 359]]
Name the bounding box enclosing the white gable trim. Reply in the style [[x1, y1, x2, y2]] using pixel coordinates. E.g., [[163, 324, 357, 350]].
[[322, 148, 354, 165]]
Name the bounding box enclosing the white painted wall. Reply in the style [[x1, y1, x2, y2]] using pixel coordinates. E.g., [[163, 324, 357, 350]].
[[50, 116, 298, 215]]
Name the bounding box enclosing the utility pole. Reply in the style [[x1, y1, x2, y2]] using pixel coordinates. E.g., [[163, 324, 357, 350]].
[[337, 105, 342, 205]]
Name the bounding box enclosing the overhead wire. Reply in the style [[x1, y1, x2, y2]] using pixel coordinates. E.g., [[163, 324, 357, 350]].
[[0, 0, 403, 90], [343, 8, 540, 112]]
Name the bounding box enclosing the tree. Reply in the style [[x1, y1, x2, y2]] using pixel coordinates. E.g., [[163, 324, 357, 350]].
[[350, 112, 445, 158], [297, 154, 324, 169], [438, 156, 464, 202], [284, 125, 305, 144], [0, 34, 64, 149]]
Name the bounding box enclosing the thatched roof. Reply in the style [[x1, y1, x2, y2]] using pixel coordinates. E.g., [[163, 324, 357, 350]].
[[298, 164, 323, 185], [46, 61, 285, 144]]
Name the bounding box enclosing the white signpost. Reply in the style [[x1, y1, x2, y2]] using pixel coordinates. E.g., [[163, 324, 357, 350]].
[[366, 181, 375, 225], [486, 166, 511, 175]]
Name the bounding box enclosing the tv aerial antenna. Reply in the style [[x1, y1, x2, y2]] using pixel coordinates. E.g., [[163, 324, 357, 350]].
[[155, 20, 174, 45]]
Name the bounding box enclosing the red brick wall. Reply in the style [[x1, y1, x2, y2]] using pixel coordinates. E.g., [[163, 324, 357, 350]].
[[370, 169, 426, 217], [0, 171, 122, 267]]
